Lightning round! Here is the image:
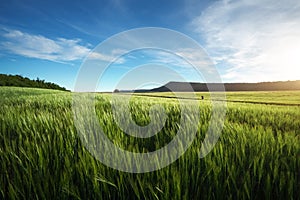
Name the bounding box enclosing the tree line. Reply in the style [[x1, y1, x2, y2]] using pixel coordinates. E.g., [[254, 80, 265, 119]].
[[0, 74, 69, 91]]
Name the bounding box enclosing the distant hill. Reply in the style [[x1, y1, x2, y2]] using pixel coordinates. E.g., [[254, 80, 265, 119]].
[[127, 80, 300, 92], [0, 74, 68, 91]]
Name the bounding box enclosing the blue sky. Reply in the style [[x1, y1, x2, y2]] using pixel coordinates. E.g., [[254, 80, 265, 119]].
[[1, 0, 300, 91]]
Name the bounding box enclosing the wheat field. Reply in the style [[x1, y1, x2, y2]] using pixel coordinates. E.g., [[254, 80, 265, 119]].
[[0, 87, 299, 199]]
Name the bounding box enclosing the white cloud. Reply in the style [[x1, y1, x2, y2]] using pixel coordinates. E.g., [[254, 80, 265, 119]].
[[1, 29, 129, 65], [89, 51, 125, 64], [141, 48, 213, 70], [175, 48, 214, 69], [191, 0, 300, 82], [1, 29, 91, 63], [1, 29, 126, 64]]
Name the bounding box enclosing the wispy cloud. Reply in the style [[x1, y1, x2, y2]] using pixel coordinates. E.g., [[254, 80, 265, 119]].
[[139, 48, 213, 70], [89, 49, 126, 64], [1, 29, 91, 63], [0, 28, 126, 64], [191, 0, 300, 82]]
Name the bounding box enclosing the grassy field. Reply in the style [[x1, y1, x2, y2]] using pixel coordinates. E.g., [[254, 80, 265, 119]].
[[0, 87, 299, 199], [132, 91, 300, 105]]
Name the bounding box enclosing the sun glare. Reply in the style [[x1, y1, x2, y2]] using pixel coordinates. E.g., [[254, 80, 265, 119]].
[[265, 36, 300, 80]]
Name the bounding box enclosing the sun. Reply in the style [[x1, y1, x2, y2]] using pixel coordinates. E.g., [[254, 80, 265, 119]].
[[264, 36, 300, 81]]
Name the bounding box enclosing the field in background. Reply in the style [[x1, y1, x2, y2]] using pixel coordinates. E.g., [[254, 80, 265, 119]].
[[132, 91, 300, 105], [0, 87, 299, 199]]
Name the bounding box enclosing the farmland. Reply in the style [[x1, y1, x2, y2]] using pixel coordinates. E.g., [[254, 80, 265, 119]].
[[0, 87, 299, 199]]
